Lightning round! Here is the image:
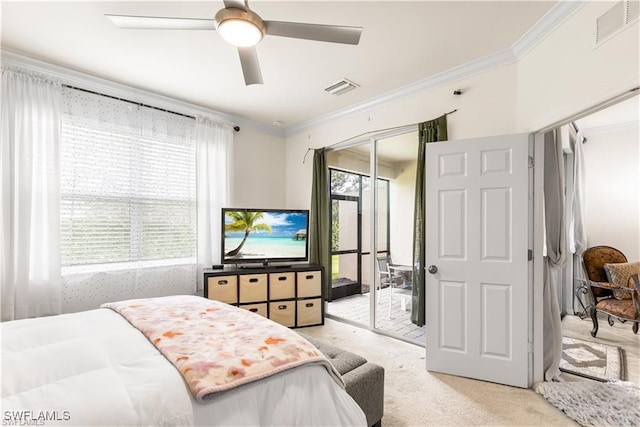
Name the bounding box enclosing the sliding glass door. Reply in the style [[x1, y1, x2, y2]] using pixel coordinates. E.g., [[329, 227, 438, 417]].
[[372, 132, 424, 343], [325, 131, 425, 345]]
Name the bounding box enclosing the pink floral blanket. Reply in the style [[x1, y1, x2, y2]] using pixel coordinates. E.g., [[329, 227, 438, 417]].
[[102, 295, 342, 401]]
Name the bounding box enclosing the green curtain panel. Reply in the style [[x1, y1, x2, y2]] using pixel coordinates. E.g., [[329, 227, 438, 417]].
[[309, 148, 331, 299], [412, 115, 448, 326]]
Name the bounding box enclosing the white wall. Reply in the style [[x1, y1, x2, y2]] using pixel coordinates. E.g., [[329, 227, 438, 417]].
[[582, 126, 640, 261], [285, 63, 520, 209], [229, 127, 286, 208], [327, 147, 393, 177], [388, 160, 416, 266], [517, 2, 639, 132]]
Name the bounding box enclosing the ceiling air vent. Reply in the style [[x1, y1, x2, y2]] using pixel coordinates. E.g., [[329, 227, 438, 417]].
[[596, 1, 625, 44], [324, 78, 359, 96]]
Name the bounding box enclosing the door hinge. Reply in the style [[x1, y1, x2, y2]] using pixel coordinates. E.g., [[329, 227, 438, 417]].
[[528, 249, 533, 261], [528, 156, 535, 168]]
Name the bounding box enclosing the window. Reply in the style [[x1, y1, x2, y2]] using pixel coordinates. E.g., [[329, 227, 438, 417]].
[[60, 87, 196, 267]]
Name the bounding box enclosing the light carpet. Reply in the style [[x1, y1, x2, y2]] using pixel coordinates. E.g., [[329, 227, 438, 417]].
[[559, 336, 624, 382], [302, 318, 574, 426], [535, 380, 640, 427]]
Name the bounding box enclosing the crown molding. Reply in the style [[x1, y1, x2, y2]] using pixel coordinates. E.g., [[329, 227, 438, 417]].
[[512, 0, 585, 59], [285, 48, 516, 137], [1, 49, 285, 138], [286, 0, 586, 137]]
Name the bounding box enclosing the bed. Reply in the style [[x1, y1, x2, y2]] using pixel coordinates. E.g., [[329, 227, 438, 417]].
[[1, 295, 366, 426]]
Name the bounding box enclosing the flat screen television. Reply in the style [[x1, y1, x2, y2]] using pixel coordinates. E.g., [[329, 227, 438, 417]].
[[221, 208, 309, 266]]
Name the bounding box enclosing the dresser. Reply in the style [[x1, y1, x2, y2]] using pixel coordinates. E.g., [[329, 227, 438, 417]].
[[203, 264, 324, 328]]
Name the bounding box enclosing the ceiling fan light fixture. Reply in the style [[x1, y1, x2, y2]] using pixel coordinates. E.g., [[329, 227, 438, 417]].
[[215, 8, 264, 47]]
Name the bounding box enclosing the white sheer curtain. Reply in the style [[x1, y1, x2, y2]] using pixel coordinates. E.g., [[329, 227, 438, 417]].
[[569, 128, 587, 256], [568, 126, 588, 316], [1, 67, 62, 321], [542, 129, 567, 381], [196, 117, 232, 291]]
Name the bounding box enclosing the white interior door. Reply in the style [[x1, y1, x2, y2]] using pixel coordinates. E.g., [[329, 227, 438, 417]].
[[425, 133, 531, 388]]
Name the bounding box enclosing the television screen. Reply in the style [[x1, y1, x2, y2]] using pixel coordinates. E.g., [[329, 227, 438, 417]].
[[221, 208, 309, 265]]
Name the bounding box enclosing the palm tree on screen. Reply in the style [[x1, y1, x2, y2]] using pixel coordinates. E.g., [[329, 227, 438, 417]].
[[225, 211, 272, 257]]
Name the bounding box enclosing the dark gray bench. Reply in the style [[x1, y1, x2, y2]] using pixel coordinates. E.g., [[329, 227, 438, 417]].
[[301, 334, 384, 427]]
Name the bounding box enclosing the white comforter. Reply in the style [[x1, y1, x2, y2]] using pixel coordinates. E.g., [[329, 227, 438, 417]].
[[1, 308, 366, 426]]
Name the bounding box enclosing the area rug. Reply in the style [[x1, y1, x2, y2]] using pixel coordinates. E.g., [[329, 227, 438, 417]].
[[559, 336, 625, 382], [535, 380, 640, 427]]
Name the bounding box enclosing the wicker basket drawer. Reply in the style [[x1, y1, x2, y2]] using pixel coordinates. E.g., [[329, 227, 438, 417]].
[[269, 272, 295, 300], [239, 274, 268, 303], [269, 300, 295, 327], [297, 271, 322, 298], [207, 275, 238, 304], [296, 298, 322, 327]]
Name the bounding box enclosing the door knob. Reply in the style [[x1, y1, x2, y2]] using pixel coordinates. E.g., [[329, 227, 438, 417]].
[[428, 265, 438, 274]]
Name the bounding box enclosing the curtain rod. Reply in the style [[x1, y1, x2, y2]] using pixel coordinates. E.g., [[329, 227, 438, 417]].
[[63, 84, 240, 132], [302, 109, 457, 163], [570, 121, 587, 144]]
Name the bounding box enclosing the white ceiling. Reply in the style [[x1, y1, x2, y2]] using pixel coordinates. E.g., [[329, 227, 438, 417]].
[[1, 1, 558, 131]]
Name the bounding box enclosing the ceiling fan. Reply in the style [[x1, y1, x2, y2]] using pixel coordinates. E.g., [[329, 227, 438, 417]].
[[106, 0, 363, 86]]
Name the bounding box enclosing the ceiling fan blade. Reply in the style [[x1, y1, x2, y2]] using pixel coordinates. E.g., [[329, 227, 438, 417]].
[[105, 14, 216, 30], [237, 46, 263, 85], [223, 0, 247, 11], [264, 21, 362, 45]]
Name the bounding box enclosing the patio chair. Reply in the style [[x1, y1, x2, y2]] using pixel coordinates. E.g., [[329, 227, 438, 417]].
[[581, 245, 640, 337], [376, 255, 410, 318]]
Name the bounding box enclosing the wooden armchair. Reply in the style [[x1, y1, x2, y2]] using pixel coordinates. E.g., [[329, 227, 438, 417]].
[[581, 246, 640, 337]]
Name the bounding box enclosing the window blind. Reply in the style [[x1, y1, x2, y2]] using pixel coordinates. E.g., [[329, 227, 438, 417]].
[[60, 87, 196, 266]]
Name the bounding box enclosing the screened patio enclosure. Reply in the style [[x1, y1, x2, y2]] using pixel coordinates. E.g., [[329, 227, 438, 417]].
[[329, 170, 388, 301]]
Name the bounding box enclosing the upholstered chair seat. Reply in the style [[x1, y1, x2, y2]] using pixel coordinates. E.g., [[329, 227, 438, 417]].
[[581, 246, 640, 337]]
